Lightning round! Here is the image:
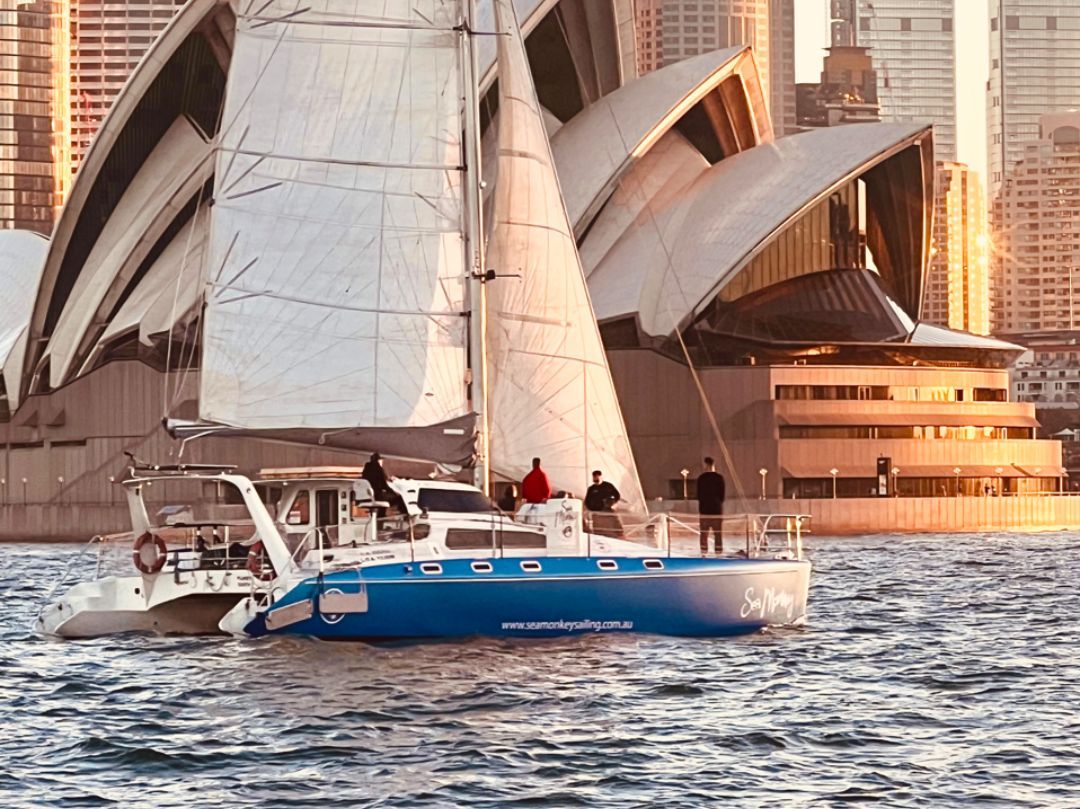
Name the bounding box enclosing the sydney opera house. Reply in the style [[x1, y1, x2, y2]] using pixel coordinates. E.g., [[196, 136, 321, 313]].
[[0, 0, 1067, 537]]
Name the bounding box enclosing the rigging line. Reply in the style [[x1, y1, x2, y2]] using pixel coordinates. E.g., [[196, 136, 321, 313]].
[[209, 283, 466, 318], [249, 6, 311, 30], [220, 149, 264, 196], [162, 180, 212, 418], [224, 181, 283, 201], [217, 4, 293, 145], [607, 120, 751, 513], [218, 146, 464, 173], [242, 14, 458, 32]]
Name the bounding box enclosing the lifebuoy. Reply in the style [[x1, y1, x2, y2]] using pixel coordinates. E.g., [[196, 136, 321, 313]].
[[132, 532, 168, 575], [246, 540, 275, 581]]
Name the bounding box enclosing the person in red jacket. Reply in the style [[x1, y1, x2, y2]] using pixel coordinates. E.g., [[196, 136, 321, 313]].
[[521, 457, 552, 504]]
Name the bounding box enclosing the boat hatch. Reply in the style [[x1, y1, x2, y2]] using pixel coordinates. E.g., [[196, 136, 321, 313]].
[[519, 560, 542, 573], [420, 562, 443, 575], [597, 559, 618, 571], [643, 559, 664, 570]]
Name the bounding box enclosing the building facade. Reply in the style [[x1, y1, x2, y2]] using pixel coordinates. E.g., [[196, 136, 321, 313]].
[[992, 113, 1080, 335], [924, 162, 989, 336], [632, 0, 795, 134], [832, 0, 957, 162], [70, 0, 185, 173], [0, 0, 68, 233], [988, 0, 1080, 199], [767, 0, 795, 136], [795, 44, 880, 129]]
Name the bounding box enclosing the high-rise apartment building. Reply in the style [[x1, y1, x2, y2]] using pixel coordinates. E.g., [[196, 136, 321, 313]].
[[70, 0, 185, 172], [992, 113, 1080, 335], [831, 0, 957, 161], [768, 0, 795, 136], [0, 0, 68, 233], [634, 0, 662, 76], [632, 0, 796, 134], [924, 162, 989, 336], [987, 1, 1080, 200]]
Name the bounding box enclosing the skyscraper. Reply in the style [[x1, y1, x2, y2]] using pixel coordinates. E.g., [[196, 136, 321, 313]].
[[633, 0, 795, 133], [768, 0, 795, 136], [0, 0, 68, 233], [992, 113, 1080, 335], [832, 0, 957, 161], [70, 0, 185, 172], [987, 0, 1080, 200], [924, 162, 989, 336]]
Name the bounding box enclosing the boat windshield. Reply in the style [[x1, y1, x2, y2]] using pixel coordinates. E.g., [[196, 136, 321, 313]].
[[416, 488, 494, 513]]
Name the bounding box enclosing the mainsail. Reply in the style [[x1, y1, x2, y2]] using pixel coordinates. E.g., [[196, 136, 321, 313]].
[[486, 0, 645, 509], [197, 0, 476, 463]]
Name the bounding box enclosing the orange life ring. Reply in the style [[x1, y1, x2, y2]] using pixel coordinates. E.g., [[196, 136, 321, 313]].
[[246, 540, 275, 581], [132, 532, 168, 575]]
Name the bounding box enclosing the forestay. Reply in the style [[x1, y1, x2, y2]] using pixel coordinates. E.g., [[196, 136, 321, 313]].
[[199, 0, 475, 462], [486, 0, 645, 509]]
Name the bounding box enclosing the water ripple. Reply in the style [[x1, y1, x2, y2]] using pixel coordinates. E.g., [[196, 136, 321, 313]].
[[2, 534, 1079, 807]]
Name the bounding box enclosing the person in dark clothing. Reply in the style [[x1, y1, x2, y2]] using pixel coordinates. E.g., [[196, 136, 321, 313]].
[[496, 483, 518, 513], [362, 453, 403, 514], [585, 470, 622, 537], [696, 456, 726, 555], [585, 470, 620, 512]]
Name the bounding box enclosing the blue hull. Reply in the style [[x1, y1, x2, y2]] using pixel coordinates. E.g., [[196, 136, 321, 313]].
[[246, 556, 811, 640]]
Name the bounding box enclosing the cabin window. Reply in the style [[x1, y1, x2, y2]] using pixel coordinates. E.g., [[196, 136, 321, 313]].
[[445, 528, 546, 550], [287, 490, 311, 525]]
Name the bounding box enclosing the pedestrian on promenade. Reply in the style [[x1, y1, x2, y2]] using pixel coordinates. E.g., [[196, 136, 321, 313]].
[[697, 457, 725, 555]]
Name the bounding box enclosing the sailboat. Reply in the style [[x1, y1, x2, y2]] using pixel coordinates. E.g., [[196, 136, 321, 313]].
[[209, 0, 810, 640], [39, 0, 810, 640]]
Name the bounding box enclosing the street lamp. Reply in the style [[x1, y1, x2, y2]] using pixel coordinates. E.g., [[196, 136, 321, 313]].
[[891, 466, 900, 496], [21, 477, 27, 504], [994, 467, 1003, 496], [679, 468, 690, 500], [758, 468, 768, 500], [829, 467, 839, 499], [953, 467, 962, 497]]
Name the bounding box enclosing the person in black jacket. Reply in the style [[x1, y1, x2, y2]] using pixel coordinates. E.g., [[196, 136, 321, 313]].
[[696, 457, 725, 555], [585, 470, 622, 537]]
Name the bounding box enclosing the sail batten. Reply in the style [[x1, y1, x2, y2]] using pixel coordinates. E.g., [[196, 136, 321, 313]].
[[486, 0, 645, 509], [199, 0, 475, 458]]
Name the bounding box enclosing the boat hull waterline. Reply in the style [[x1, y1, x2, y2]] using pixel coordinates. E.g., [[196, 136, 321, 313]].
[[231, 557, 812, 640]]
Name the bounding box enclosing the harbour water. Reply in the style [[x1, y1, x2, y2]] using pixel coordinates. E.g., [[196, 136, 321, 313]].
[[1, 534, 1077, 808]]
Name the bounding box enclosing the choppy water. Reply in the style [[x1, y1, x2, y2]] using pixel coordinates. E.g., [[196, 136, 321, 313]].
[[1, 534, 1078, 808]]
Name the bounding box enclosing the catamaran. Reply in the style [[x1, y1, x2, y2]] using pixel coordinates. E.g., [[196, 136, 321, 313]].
[[39, 0, 810, 641]]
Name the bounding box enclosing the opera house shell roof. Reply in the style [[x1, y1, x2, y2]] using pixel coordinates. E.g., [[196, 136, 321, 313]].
[[0, 0, 1013, 423]]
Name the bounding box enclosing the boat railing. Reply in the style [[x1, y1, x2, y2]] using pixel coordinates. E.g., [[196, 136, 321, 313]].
[[661, 512, 807, 559]]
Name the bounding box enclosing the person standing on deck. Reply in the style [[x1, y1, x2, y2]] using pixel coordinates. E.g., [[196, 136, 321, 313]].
[[585, 470, 622, 537], [521, 457, 552, 504], [697, 457, 726, 555]]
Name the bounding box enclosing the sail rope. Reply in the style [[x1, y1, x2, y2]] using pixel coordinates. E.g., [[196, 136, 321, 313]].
[[597, 119, 752, 513]]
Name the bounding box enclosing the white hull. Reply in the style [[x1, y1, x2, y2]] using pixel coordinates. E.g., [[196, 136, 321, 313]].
[[37, 569, 254, 639]]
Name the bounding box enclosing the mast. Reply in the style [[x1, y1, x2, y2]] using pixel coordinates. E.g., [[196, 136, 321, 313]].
[[462, 0, 490, 495]]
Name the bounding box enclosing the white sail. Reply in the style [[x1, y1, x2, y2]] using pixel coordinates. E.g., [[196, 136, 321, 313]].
[[199, 0, 473, 459], [487, 0, 644, 509]]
